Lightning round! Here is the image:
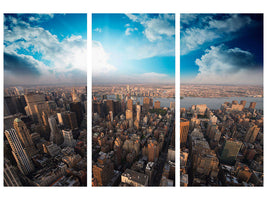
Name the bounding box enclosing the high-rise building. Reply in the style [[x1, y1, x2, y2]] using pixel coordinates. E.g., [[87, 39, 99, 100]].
[[249, 102, 257, 109], [5, 129, 35, 175], [127, 99, 133, 111], [147, 140, 159, 162], [92, 154, 114, 186], [105, 100, 114, 115], [13, 118, 37, 157], [48, 116, 64, 145], [72, 88, 81, 102], [70, 102, 83, 127], [4, 96, 19, 116], [24, 93, 47, 123], [92, 102, 103, 117], [57, 111, 78, 130], [136, 105, 141, 122], [143, 97, 150, 111], [244, 125, 260, 143], [62, 130, 76, 147], [221, 139, 243, 165], [154, 101, 161, 109], [4, 158, 22, 186], [126, 109, 133, 121], [180, 118, 189, 146]]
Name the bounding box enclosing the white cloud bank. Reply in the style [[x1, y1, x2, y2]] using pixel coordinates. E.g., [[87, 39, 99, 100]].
[[4, 15, 87, 86], [181, 14, 252, 55], [92, 41, 117, 75], [191, 45, 262, 85]]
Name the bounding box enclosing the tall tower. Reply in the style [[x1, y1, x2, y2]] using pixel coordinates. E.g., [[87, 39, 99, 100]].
[[5, 129, 35, 175], [127, 99, 133, 111], [244, 125, 260, 143], [13, 118, 37, 157], [180, 118, 189, 146], [70, 102, 83, 127], [72, 88, 81, 102], [136, 104, 141, 122], [48, 116, 64, 145], [143, 97, 150, 112], [126, 109, 133, 120], [62, 130, 76, 147], [24, 93, 47, 123]]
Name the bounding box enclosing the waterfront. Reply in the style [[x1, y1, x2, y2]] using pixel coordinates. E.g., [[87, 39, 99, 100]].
[[180, 97, 263, 110]]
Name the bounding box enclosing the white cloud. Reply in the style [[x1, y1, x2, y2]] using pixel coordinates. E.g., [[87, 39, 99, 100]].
[[92, 41, 117, 75], [125, 39, 174, 60], [125, 27, 138, 36], [209, 14, 251, 33], [181, 28, 220, 55], [191, 45, 262, 85], [4, 15, 86, 85], [181, 14, 253, 55], [126, 14, 175, 42]]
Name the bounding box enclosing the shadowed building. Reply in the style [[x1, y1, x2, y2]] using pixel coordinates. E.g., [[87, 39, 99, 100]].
[[13, 118, 37, 157], [221, 139, 243, 165], [180, 118, 189, 146], [5, 129, 35, 175]]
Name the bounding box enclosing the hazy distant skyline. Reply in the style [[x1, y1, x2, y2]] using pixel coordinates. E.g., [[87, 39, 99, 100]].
[[181, 14, 263, 85], [4, 14, 87, 86], [92, 14, 175, 85]]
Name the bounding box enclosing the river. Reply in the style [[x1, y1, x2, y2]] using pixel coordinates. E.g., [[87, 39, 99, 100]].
[[180, 97, 263, 110]]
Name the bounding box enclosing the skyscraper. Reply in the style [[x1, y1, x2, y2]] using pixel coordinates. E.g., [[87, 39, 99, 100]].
[[143, 97, 150, 111], [92, 154, 114, 186], [244, 125, 260, 143], [72, 88, 81, 102], [24, 93, 47, 123], [127, 99, 133, 111], [180, 118, 189, 146], [126, 109, 133, 121], [136, 104, 141, 122], [4, 158, 22, 186], [62, 130, 76, 147], [5, 129, 35, 175], [48, 116, 64, 145], [221, 139, 243, 165], [70, 102, 83, 127], [13, 118, 37, 157]]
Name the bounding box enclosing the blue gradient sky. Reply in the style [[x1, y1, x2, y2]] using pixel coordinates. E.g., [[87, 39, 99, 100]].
[[180, 14, 263, 85], [92, 14, 175, 84], [4, 14, 87, 86]]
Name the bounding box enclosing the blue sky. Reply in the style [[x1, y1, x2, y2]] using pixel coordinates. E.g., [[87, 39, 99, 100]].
[[4, 14, 87, 86], [92, 14, 175, 84], [180, 14, 263, 85]]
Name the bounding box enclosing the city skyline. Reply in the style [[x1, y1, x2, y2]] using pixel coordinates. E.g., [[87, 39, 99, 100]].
[[92, 13, 175, 84], [181, 14, 263, 85], [4, 13, 87, 86]]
